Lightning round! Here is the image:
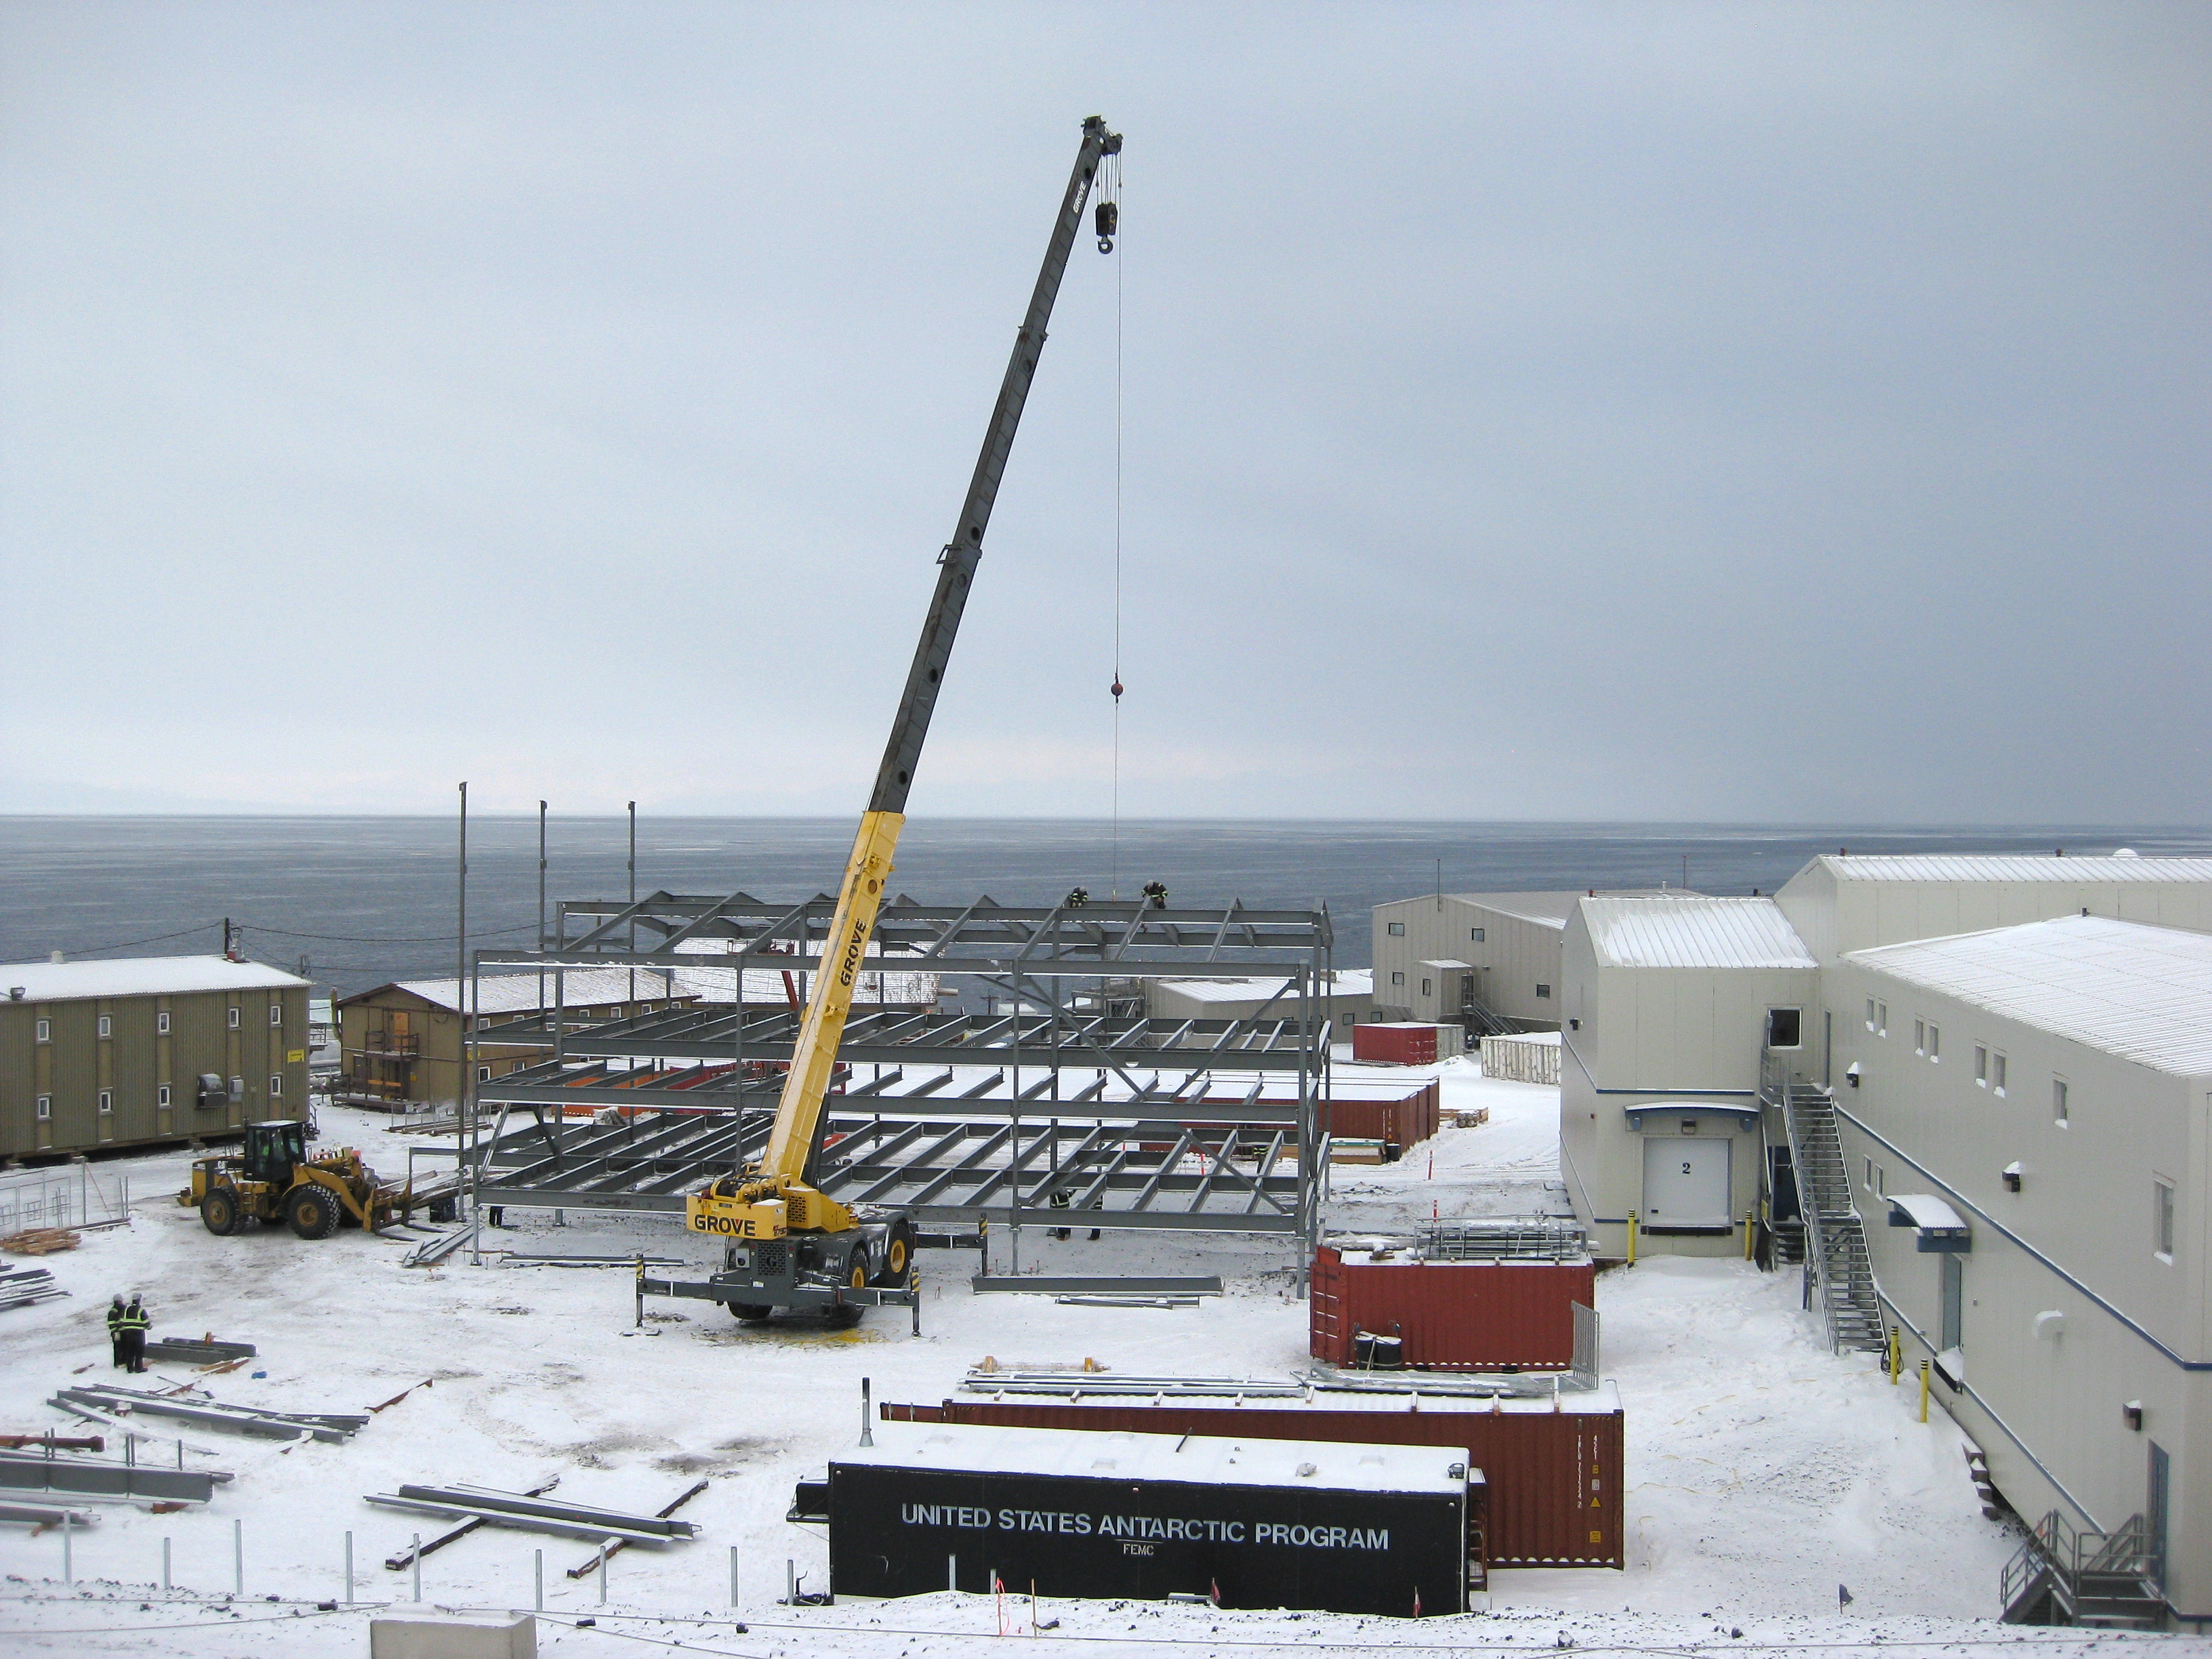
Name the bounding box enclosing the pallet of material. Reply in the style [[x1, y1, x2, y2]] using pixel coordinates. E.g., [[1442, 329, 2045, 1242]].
[[1329, 1139, 1391, 1165], [0, 1229, 81, 1256], [52, 1385, 368, 1444], [365, 1483, 703, 1547], [141, 1337, 256, 1366], [1, 1267, 68, 1311]]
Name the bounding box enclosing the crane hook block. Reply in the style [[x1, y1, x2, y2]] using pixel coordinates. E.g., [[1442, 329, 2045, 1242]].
[[1094, 199, 1118, 253], [1110, 676, 1124, 700]]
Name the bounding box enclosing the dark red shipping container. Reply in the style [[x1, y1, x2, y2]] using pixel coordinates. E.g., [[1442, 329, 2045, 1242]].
[[1353, 1023, 1439, 1065], [884, 1393, 1623, 1569], [1322, 1080, 1440, 1147], [1310, 1246, 1595, 1372]]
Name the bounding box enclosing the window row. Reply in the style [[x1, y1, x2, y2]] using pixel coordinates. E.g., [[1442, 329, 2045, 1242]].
[[34, 1004, 283, 1042], [1382, 922, 1487, 942], [30, 1076, 279, 1120]]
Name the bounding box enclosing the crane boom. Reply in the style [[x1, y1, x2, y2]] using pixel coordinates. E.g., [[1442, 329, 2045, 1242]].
[[689, 117, 1120, 1249]]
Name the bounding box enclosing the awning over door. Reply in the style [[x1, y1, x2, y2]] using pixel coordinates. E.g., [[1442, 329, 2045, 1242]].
[[1887, 1193, 1971, 1252]]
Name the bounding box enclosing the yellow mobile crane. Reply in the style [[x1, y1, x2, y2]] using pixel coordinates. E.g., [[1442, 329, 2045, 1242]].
[[652, 117, 1122, 1324]]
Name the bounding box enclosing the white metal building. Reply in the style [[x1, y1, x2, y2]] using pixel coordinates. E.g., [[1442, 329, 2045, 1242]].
[[1830, 915, 2212, 1622], [1146, 970, 1372, 1029], [1370, 891, 1581, 1029], [1558, 895, 1818, 1258]]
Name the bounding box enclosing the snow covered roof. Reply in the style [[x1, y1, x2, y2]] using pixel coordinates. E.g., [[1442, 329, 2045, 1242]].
[[669, 964, 940, 1006], [1, 956, 309, 1003], [1848, 914, 2212, 1076], [840, 1419, 1469, 1495], [1579, 896, 1817, 970], [1151, 970, 1369, 1004], [1446, 893, 1578, 928], [1887, 1194, 1968, 1234], [350, 968, 680, 1016], [1818, 853, 2212, 885]]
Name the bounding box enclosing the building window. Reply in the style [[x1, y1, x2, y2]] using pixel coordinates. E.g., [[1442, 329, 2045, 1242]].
[[269, 1074, 283, 1098], [1876, 1164, 1886, 1197], [157, 1011, 171, 1035], [1470, 927, 1485, 943], [158, 1084, 171, 1109], [1536, 983, 1551, 1000], [1877, 1001, 1887, 1036], [1992, 1052, 2007, 1096], [270, 1003, 283, 1027], [1864, 1156, 1875, 1193], [1767, 1008, 1803, 1049], [477, 1065, 492, 1083], [1927, 1023, 1940, 1061], [98, 1090, 112, 1115], [229, 1076, 244, 1101], [1390, 972, 1405, 987], [1419, 978, 1432, 997], [1914, 1019, 1925, 1055], [2053, 1077, 2068, 1126], [1975, 1045, 1988, 1086], [97, 1015, 111, 1039], [1865, 998, 1876, 1031], [2155, 1179, 2176, 1261], [1387, 922, 1406, 937], [228, 1006, 241, 1030], [35, 1094, 51, 1122], [35, 1019, 49, 1043]]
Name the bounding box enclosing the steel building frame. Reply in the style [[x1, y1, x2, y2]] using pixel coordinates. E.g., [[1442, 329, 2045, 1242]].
[[467, 895, 1332, 1250]]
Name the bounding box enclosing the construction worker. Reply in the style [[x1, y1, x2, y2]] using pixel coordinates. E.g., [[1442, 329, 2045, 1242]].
[[1064, 886, 1089, 908], [118, 1294, 150, 1374], [105, 1295, 127, 1369], [1141, 880, 1168, 909]]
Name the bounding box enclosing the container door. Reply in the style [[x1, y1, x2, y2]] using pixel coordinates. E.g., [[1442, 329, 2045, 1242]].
[[1641, 1137, 1730, 1227]]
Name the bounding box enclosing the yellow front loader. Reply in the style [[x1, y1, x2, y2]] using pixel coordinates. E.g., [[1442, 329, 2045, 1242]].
[[180, 1120, 459, 1240], [655, 117, 1122, 1324]]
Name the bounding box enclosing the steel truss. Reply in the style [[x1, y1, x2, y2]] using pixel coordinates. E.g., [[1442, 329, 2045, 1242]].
[[467, 895, 1331, 1249]]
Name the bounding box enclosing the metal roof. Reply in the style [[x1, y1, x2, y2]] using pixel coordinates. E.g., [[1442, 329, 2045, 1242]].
[[1847, 914, 2212, 1076], [1, 956, 309, 1003], [1443, 892, 1582, 928], [1820, 854, 2212, 885], [1151, 971, 1368, 1004], [349, 967, 679, 1016], [1580, 896, 1817, 970]]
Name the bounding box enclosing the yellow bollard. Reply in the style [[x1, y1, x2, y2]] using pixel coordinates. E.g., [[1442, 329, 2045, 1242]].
[[1742, 1214, 1755, 1261], [1919, 1360, 1930, 1423], [1626, 1212, 1638, 1266], [1889, 1324, 1902, 1384]]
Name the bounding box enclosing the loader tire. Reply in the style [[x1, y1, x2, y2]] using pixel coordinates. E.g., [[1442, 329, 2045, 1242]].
[[287, 1185, 342, 1240], [872, 1217, 915, 1287], [201, 1189, 239, 1237]]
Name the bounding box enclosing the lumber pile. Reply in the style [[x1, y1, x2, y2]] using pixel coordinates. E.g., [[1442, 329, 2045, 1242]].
[[1, 1229, 81, 1256]]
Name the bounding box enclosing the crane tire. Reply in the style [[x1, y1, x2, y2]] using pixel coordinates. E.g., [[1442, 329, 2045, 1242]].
[[287, 1185, 342, 1240], [201, 1189, 239, 1237], [728, 1303, 773, 1322], [872, 1217, 915, 1286]]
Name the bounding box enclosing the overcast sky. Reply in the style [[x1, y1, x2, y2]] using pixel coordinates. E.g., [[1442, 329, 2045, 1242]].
[[3, 4, 2206, 822]]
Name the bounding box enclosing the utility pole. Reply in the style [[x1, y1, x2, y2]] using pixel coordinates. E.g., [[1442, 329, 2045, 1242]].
[[537, 801, 548, 1021], [459, 782, 476, 1266], [627, 801, 637, 1007]]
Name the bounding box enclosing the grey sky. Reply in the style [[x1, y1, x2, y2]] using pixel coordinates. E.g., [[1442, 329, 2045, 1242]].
[[3, 4, 2206, 821]]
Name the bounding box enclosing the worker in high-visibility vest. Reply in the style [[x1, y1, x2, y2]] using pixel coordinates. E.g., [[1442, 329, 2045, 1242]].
[[117, 1294, 151, 1374]]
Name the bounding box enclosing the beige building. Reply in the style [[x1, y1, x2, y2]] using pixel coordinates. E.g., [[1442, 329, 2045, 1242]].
[[1370, 891, 1580, 1031], [336, 968, 689, 1107], [1557, 895, 1818, 1259], [1, 956, 311, 1159], [1831, 916, 2212, 1624], [1146, 970, 1372, 1031]]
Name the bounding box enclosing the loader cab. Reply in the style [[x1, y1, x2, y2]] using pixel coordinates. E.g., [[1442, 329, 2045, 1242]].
[[242, 1120, 306, 1186]]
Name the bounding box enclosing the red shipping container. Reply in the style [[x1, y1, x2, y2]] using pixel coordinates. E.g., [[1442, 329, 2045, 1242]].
[[883, 1393, 1624, 1569], [1354, 1023, 1439, 1065], [1310, 1246, 1595, 1372], [1323, 1080, 1439, 1147]]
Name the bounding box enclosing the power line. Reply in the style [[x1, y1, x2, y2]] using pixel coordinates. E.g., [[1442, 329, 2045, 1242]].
[[41, 922, 223, 956]]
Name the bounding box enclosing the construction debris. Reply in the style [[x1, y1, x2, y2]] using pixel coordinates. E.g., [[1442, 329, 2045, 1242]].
[[0, 1433, 102, 1452], [3, 1267, 68, 1311], [368, 1379, 434, 1414], [1054, 1295, 1201, 1309], [402, 1225, 475, 1269], [0, 1229, 81, 1256], [562, 1479, 708, 1578], [52, 1384, 368, 1444], [0, 1446, 231, 1505], [141, 1337, 256, 1366], [385, 1478, 560, 1571], [367, 1483, 703, 1547]]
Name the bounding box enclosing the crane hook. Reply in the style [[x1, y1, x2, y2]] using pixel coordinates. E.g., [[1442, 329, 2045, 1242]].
[[1094, 199, 1118, 254], [1110, 676, 1124, 701]]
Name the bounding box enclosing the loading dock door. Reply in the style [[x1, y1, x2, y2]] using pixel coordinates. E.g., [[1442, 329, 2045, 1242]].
[[1643, 1137, 1731, 1229]]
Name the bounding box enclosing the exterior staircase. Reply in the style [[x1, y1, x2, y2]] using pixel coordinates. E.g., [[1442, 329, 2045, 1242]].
[[1764, 1056, 1886, 1353], [2003, 1510, 2165, 1629], [1454, 992, 1517, 1041]]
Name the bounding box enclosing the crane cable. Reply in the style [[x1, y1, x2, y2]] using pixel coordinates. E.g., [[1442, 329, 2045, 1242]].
[[1105, 147, 1124, 899]]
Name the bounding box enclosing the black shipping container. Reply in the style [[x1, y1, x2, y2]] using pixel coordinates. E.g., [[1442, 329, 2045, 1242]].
[[825, 1421, 1475, 1618]]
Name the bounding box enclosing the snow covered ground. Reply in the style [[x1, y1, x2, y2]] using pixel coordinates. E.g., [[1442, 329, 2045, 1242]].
[[0, 1057, 2188, 1654]]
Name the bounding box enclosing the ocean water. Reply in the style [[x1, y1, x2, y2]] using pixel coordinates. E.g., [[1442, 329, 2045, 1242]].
[[3, 816, 2205, 996]]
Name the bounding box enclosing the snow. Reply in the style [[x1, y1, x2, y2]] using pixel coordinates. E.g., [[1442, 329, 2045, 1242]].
[[839, 1420, 1464, 1495], [0, 1056, 2163, 1656], [1, 956, 308, 1002], [1887, 1193, 1968, 1233]]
